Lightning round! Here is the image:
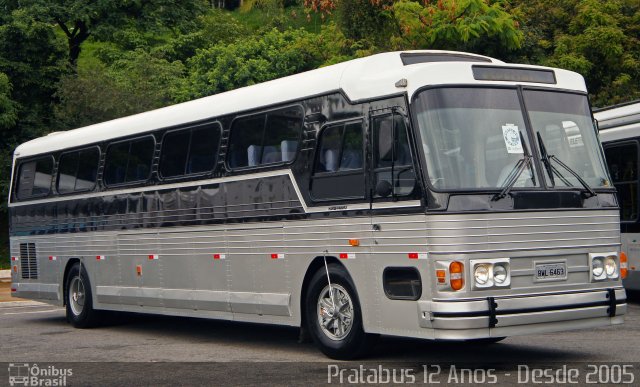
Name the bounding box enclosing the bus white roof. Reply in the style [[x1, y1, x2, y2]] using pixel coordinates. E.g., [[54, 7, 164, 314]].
[[596, 101, 640, 143], [15, 50, 587, 158]]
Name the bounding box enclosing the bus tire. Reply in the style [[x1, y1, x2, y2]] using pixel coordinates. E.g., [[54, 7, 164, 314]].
[[65, 262, 99, 328], [305, 263, 376, 359]]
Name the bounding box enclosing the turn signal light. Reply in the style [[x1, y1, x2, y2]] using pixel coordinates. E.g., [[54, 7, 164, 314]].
[[449, 261, 464, 291], [620, 252, 628, 279], [436, 269, 446, 284]]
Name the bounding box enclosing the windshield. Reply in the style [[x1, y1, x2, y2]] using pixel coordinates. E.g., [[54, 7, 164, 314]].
[[414, 88, 539, 190], [523, 90, 610, 188]]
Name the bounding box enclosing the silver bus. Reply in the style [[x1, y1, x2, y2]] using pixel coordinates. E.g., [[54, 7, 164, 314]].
[[9, 51, 626, 359], [597, 100, 640, 291]]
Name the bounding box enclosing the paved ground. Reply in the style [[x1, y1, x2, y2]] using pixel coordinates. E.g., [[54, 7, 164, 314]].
[[0, 289, 638, 385], [0, 280, 24, 302]]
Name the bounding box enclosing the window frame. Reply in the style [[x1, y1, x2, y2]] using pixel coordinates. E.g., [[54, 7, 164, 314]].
[[225, 104, 305, 171], [158, 122, 222, 181], [15, 155, 55, 201], [603, 139, 640, 223], [370, 111, 417, 199], [310, 118, 366, 202], [56, 146, 101, 195], [103, 135, 156, 188]]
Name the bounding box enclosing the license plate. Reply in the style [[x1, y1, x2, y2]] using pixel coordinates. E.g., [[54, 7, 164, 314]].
[[535, 262, 567, 281]]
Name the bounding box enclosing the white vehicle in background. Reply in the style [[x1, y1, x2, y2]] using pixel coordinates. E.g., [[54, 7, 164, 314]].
[[597, 100, 640, 291]]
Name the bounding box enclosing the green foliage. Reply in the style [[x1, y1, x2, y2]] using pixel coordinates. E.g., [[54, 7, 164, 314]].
[[55, 51, 187, 129], [20, 0, 208, 65], [0, 74, 18, 218], [390, 0, 523, 53], [337, 0, 394, 45], [0, 9, 67, 122], [155, 10, 249, 63], [512, 0, 640, 106], [0, 74, 18, 131], [0, 9, 67, 215], [180, 28, 331, 100]]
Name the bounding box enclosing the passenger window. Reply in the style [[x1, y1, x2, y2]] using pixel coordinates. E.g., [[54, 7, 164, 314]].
[[227, 106, 302, 169], [159, 124, 221, 178], [311, 121, 365, 201], [372, 114, 416, 197], [605, 143, 638, 222], [16, 156, 54, 200], [104, 136, 155, 186], [57, 148, 100, 194]]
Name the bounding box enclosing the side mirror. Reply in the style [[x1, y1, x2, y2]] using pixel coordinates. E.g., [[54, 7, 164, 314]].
[[375, 180, 392, 198]]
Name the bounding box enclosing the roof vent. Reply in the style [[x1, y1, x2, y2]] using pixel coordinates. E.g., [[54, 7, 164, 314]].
[[401, 53, 492, 66]]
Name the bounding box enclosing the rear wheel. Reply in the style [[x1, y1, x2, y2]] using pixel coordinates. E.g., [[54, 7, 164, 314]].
[[65, 262, 99, 328], [305, 263, 377, 359]]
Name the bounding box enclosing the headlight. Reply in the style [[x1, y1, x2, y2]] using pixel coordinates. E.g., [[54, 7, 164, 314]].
[[605, 257, 618, 278], [474, 264, 490, 285], [592, 257, 605, 279], [493, 264, 508, 284]]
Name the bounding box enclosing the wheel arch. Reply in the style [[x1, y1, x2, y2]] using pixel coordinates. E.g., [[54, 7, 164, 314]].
[[300, 256, 356, 329], [62, 258, 81, 306]]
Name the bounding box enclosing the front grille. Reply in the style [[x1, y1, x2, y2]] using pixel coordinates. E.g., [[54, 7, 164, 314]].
[[19, 243, 38, 279]]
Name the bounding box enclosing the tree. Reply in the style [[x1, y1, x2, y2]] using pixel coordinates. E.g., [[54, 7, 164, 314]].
[[0, 73, 17, 132], [20, 0, 208, 66], [55, 51, 187, 129], [0, 9, 67, 216], [0, 9, 67, 128], [155, 9, 248, 63], [511, 0, 640, 106], [180, 28, 331, 100], [304, 0, 523, 54]]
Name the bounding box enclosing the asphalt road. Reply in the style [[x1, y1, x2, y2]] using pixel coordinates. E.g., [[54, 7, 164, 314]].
[[0, 294, 639, 385]]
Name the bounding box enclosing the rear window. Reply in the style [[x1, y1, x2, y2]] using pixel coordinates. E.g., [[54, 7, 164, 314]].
[[16, 156, 54, 200], [57, 147, 100, 194], [104, 136, 155, 186]]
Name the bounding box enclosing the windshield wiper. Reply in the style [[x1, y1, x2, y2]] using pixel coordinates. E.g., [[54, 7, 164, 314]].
[[492, 132, 535, 201], [536, 133, 597, 198]]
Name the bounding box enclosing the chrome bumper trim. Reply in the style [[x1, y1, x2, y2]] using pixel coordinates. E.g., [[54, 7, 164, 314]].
[[418, 288, 626, 330]]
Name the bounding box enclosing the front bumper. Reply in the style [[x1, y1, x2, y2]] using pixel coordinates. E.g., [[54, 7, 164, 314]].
[[418, 288, 626, 340]]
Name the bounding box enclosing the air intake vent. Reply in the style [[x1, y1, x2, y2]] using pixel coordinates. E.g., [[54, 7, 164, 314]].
[[19, 243, 38, 279]]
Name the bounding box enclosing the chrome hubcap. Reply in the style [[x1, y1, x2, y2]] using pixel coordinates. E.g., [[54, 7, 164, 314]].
[[317, 284, 354, 340], [69, 276, 85, 316]]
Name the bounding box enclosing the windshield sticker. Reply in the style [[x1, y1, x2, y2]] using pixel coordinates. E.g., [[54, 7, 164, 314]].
[[502, 124, 524, 154], [567, 134, 584, 148]]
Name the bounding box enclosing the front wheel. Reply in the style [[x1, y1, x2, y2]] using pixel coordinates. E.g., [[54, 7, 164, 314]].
[[65, 262, 99, 328], [305, 264, 377, 359]]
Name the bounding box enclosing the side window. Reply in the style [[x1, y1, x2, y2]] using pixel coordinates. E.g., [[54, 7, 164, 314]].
[[159, 124, 221, 179], [604, 142, 638, 222], [57, 148, 100, 194], [311, 121, 365, 201], [104, 136, 155, 186], [227, 106, 303, 169], [372, 114, 416, 198], [16, 156, 54, 200]]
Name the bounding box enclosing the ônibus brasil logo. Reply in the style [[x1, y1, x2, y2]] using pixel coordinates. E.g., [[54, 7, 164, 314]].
[[8, 363, 72, 386]]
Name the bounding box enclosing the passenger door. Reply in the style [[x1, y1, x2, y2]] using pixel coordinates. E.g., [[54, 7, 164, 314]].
[[367, 108, 426, 330]]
